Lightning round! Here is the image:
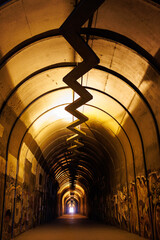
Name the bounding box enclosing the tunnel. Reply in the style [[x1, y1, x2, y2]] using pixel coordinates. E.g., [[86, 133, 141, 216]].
[[0, 0, 160, 239]]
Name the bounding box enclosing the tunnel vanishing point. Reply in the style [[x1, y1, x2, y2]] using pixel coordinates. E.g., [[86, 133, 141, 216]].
[[0, 0, 160, 239]]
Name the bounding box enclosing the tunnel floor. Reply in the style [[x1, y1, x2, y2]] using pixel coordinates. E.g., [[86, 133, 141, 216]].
[[14, 214, 147, 240]]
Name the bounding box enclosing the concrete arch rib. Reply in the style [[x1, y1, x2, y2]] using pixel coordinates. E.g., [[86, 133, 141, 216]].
[[0, 62, 159, 151], [0, 28, 160, 72], [1, 86, 148, 226], [2, 83, 145, 231], [3, 86, 148, 170], [0, 1, 159, 239]]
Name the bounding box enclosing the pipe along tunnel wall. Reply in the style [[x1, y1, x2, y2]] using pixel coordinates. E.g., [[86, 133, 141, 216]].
[[0, 0, 160, 240]]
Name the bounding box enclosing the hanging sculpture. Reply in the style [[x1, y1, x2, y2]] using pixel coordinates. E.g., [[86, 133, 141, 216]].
[[60, 0, 105, 151]]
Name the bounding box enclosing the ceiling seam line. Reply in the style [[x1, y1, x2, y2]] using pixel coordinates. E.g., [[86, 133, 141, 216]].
[[104, 43, 117, 91], [21, 0, 32, 36]]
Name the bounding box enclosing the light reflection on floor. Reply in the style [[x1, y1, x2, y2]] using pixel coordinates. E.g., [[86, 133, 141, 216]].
[[15, 214, 146, 240]]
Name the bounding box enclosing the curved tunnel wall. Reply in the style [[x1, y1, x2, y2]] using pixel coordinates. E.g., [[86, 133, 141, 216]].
[[0, 0, 160, 239]]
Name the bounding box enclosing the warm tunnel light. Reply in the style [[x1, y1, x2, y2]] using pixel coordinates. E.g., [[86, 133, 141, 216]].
[[32, 105, 73, 132]]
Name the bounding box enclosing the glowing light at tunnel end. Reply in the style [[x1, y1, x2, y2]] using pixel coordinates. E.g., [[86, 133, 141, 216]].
[[69, 206, 75, 214]]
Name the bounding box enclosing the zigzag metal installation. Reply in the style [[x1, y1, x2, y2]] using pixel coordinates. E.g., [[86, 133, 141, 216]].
[[60, 0, 105, 151]]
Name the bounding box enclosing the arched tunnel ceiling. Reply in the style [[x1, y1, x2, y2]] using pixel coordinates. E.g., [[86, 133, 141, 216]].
[[0, 0, 160, 192]]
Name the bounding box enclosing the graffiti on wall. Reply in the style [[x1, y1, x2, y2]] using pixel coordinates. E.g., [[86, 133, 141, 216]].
[[0, 153, 58, 240], [149, 172, 160, 240], [136, 176, 151, 238], [106, 186, 129, 230], [13, 184, 22, 236], [0, 156, 6, 230], [106, 171, 160, 239], [129, 182, 139, 233], [1, 157, 54, 240], [2, 176, 15, 240]]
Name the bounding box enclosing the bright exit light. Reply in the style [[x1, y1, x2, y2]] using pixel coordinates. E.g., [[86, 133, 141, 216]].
[[69, 206, 74, 214]]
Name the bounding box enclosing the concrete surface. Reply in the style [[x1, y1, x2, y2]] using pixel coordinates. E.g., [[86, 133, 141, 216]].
[[14, 214, 147, 240]]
